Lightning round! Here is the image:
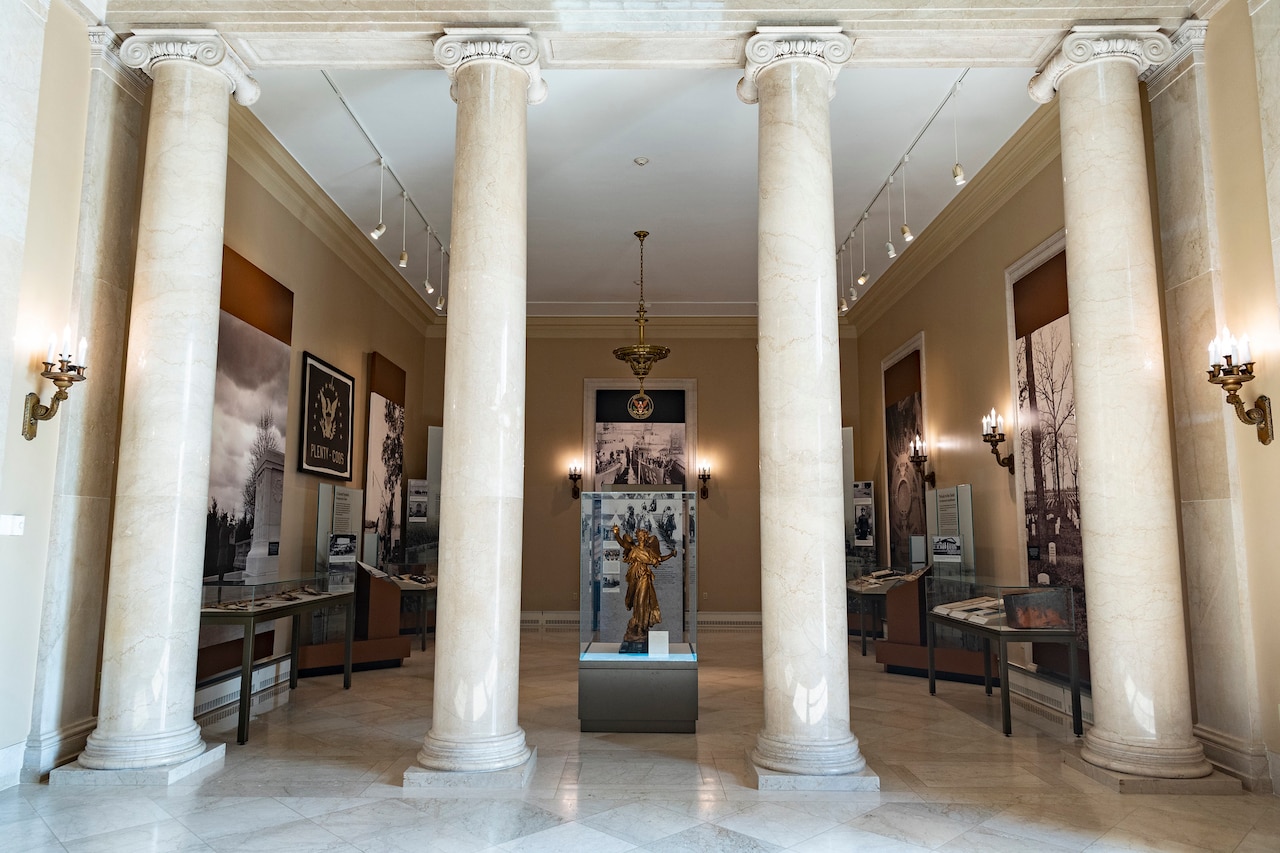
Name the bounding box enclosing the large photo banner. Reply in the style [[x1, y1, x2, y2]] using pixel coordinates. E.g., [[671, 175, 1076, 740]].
[[1014, 250, 1087, 653], [884, 348, 926, 568]]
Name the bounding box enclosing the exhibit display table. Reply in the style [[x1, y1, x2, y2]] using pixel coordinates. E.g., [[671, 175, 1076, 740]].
[[390, 575, 437, 651], [847, 572, 904, 656], [926, 611, 1082, 737], [200, 584, 355, 744], [579, 643, 698, 733]]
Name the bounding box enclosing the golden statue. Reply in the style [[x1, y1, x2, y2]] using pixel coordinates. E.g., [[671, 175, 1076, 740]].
[[613, 525, 676, 649]]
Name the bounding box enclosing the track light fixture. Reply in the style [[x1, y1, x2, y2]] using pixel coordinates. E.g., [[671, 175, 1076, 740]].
[[397, 192, 409, 267], [424, 227, 436, 294], [857, 213, 869, 285], [952, 81, 967, 186], [370, 159, 386, 239], [885, 175, 897, 259], [900, 156, 914, 243]]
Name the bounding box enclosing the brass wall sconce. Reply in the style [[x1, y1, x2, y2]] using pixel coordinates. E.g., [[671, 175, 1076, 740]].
[[908, 434, 935, 488], [698, 464, 711, 499], [1208, 328, 1272, 445], [23, 331, 88, 441], [980, 408, 1015, 475], [568, 464, 582, 499]]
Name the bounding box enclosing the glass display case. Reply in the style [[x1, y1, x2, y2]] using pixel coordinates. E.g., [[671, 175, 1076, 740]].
[[201, 568, 355, 612], [579, 490, 697, 654], [926, 578, 1076, 630], [577, 490, 699, 733]]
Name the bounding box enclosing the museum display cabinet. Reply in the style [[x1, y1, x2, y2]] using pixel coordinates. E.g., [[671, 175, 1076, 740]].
[[577, 490, 699, 732], [925, 578, 1082, 736], [874, 566, 992, 680], [382, 563, 438, 651], [297, 563, 411, 673], [200, 570, 356, 743]]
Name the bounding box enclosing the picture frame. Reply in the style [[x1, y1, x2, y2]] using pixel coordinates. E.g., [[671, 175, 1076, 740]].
[[298, 351, 354, 480]]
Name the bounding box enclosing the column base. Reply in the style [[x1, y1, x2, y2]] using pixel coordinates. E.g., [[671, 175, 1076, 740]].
[[1080, 729, 1213, 779], [747, 748, 879, 791], [404, 746, 536, 789], [1064, 744, 1239, 794], [750, 731, 867, 777], [49, 742, 224, 786], [76, 721, 208, 771], [415, 729, 533, 774]]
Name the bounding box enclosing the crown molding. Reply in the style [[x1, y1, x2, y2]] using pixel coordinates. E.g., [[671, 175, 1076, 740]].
[[227, 105, 438, 333], [526, 315, 757, 339], [846, 98, 1061, 336]]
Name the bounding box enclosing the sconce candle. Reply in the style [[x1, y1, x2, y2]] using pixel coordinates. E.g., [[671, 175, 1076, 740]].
[[568, 464, 583, 499], [981, 407, 1015, 475], [23, 328, 90, 440], [697, 463, 712, 499], [1206, 327, 1272, 445]]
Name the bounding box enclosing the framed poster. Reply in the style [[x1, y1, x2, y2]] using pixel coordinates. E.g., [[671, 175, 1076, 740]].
[[299, 351, 354, 480], [582, 379, 697, 494]]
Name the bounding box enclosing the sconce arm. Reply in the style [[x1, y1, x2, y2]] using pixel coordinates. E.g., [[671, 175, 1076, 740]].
[[1226, 391, 1273, 445]]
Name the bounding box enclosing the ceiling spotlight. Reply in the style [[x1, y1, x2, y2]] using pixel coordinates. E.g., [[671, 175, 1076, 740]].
[[370, 159, 386, 239], [857, 212, 868, 285], [633, 156, 650, 167], [398, 191, 409, 267], [839, 296, 849, 314], [885, 175, 897, 258], [951, 78, 967, 186], [435, 295, 445, 312], [900, 156, 913, 242], [424, 227, 435, 293]]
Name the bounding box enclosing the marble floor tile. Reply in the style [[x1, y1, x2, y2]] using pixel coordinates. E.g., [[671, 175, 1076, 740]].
[[712, 801, 841, 848], [11, 630, 1278, 852], [60, 817, 213, 853], [580, 800, 704, 844]]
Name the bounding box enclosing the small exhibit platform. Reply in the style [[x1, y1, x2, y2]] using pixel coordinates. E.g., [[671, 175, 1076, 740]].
[[578, 642, 698, 733]]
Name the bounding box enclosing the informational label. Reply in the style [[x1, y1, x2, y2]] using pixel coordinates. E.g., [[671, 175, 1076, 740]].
[[332, 486, 358, 535], [936, 487, 959, 536]]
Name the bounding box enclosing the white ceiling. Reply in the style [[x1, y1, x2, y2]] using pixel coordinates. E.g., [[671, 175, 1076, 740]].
[[249, 64, 1039, 317]]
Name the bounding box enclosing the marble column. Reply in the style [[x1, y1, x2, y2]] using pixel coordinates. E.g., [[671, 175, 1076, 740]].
[[1030, 26, 1211, 779], [738, 28, 870, 787], [1252, 0, 1280, 286], [1144, 20, 1269, 789], [24, 28, 148, 780], [66, 30, 258, 779], [405, 29, 544, 786]]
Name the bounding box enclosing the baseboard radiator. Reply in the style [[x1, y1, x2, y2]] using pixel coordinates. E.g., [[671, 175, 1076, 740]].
[[193, 657, 293, 728], [1006, 664, 1094, 729]]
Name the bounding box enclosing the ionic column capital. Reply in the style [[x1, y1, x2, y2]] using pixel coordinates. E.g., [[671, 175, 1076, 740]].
[[434, 28, 547, 105], [120, 29, 259, 106], [737, 26, 853, 105], [1029, 25, 1173, 104]]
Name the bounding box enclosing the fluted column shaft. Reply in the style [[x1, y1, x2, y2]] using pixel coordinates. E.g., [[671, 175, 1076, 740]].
[[740, 29, 865, 778], [80, 31, 257, 771], [1030, 28, 1211, 779], [414, 31, 543, 775]]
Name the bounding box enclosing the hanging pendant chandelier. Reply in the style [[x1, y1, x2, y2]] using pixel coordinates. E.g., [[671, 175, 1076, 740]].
[[612, 230, 669, 420]]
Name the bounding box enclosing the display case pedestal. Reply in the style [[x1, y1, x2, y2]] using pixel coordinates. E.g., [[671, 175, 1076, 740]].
[[578, 642, 698, 733]]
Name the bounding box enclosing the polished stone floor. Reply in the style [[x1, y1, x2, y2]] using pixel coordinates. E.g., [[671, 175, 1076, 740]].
[[5, 629, 1278, 851]]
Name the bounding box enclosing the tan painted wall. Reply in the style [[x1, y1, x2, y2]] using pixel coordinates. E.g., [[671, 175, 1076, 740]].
[[1207, 0, 1280, 755], [522, 334, 763, 613], [221, 158, 442, 579], [852, 159, 1065, 587], [1, 0, 89, 768]]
